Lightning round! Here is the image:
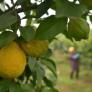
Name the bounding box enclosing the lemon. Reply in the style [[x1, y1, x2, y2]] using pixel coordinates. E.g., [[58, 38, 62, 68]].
[[0, 42, 26, 79], [20, 40, 49, 57]]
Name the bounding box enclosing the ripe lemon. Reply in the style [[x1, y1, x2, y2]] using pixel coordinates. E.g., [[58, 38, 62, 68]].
[[20, 40, 49, 57], [0, 42, 26, 79]]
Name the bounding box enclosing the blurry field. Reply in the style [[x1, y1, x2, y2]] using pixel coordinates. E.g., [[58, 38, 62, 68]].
[[51, 50, 92, 92]]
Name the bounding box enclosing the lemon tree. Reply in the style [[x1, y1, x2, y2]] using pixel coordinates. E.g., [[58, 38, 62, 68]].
[[0, 0, 91, 92]]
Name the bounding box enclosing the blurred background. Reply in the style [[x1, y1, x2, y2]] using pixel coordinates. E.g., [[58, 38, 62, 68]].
[[48, 30, 92, 92]]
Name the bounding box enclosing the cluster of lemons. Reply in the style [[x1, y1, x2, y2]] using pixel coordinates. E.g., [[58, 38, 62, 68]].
[[0, 40, 48, 79]]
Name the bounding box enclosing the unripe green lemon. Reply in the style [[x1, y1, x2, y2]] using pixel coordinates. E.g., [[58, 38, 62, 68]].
[[68, 17, 90, 41]]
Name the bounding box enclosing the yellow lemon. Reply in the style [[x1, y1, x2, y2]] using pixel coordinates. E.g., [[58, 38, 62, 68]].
[[20, 40, 49, 57], [0, 42, 26, 79]]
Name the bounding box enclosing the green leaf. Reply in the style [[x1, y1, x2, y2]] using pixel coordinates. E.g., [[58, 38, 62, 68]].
[[21, 84, 34, 92], [11, 15, 20, 32], [42, 87, 58, 92], [62, 29, 73, 41], [55, 0, 87, 17], [9, 83, 22, 92], [9, 83, 34, 92], [43, 77, 54, 87], [89, 15, 92, 23], [0, 11, 18, 29], [35, 15, 67, 40], [0, 0, 4, 3], [36, 63, 45, 87], [26, 18, 32, 26], [20, 0, 31, 12], [16, 0, 24, 5], [41, 58, 57, 77], [0, 31, 17, 48], [28, 57, 45, 87], [0, 79, 12, 92], [0, 10, 3, 16], [35, 0, 52, 18], [28, 57, 37, 72], [20, 26, 35, 41]]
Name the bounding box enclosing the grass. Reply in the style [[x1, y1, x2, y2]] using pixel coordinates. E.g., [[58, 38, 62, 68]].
[[51, 50, 92, 92]]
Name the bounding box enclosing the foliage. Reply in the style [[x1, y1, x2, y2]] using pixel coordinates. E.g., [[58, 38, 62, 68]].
[[0, 0, 92, 92], [50, 30, 92, 69]]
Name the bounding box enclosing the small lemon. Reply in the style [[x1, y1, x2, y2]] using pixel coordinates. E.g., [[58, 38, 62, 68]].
[[0, 42, 26, 79], [20, 40, 49, 57]]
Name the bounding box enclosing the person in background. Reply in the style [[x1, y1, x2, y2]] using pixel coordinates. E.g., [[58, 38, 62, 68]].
[[68, 47, 80, 79]]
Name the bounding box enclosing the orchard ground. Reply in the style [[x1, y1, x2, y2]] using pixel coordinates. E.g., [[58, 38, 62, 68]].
[[51, 49, 92, 92]]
